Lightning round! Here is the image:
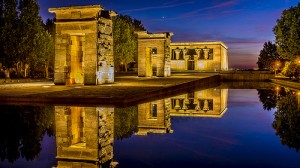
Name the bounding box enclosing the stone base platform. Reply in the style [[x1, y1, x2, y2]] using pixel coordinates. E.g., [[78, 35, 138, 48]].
[[0, 74, 220, 106]]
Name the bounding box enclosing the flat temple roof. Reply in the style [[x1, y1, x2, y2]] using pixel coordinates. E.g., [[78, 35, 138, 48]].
[[170, 41, 228, 49], [49, 5, 103, 13]]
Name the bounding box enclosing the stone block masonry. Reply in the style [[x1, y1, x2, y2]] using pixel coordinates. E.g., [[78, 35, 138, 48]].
[[49, 5, 116, 85]]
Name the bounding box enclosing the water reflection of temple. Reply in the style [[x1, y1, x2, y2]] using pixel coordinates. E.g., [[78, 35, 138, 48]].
[[55, 106, 117, 168], [53, 88, 228, 167], [135, 99, 173, 135], [135, 88, 228, 136], [170, 88, 228, 118]]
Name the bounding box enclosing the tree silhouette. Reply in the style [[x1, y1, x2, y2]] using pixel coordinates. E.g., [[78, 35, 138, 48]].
[[257, 87, 286, 111], [257, 41, 281, 70], [114, 106, 138, 140], [272, 91, 300, 151], [273, 2, 300, 60], [0, 105, 55, 163]]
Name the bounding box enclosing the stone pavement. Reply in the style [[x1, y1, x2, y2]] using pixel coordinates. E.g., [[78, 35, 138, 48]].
[[271, 77, 300, 90], [0, 74, 219, 106]]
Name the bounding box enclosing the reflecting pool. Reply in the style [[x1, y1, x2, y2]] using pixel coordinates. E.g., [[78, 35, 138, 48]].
[[0, 86, 300, 168]]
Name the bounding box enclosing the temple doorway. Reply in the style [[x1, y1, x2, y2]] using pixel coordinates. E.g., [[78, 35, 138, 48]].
[[188, 55, 195, 70], [70, 36, 84, 84], [145, 47, 153, 77]]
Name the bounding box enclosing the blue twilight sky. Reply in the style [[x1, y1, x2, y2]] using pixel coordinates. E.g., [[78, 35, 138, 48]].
[[38, 0, 299, 69]]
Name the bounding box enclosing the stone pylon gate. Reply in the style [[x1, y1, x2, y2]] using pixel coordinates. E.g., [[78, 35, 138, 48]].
[[49, 5, 116, 85], [136, 31, 173, 77]]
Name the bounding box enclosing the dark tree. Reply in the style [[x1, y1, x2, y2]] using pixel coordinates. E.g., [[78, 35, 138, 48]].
[[272, 91, 300, 151], [257, 87, 287, 110], [113, 15, 146, 72], [114, 106, 138, 140], [18, 0, 46, 77], [281, 61, 300, 79], [0, 0, 19, 68], [257, 89, 277, 110], [0, 105, 55, 163], [44, 18, 55, 36], [133, 19, 145, 31], [257, 41, 281, 70], [0, 0, 3, 65], [273, 3, 300, 60]]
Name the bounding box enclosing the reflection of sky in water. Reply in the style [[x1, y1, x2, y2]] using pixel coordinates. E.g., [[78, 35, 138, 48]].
[[0, 135, 56, 168], [0, 89, 299, 168], [114, 89, 299, 168]]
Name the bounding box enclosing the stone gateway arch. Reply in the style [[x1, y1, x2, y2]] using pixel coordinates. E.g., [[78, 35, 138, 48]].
[[49, 5, 116, 85]]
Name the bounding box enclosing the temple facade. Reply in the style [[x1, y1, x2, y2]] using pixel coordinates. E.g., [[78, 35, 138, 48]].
[[49, 5, 116, 85], [136, 31, 228, 76], [170, 42, 228, 71], [136, 31, 173, 77]]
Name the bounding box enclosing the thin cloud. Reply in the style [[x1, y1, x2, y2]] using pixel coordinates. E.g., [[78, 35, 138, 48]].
[[152, 0, 241, 21], [120, 1, 195, 13], [179, 0, 240, 18], [221, 9, 244, 14], [163, 0, 181, 5]]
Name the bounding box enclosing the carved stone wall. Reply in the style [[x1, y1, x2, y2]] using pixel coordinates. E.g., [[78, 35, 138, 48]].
[[55, 106, 115, 167], [49, 5, 116, 85], [97, 107, 114, 164], [55, 106, 99, 167], [136, 99, 172, 135], [136, 31, 173, 77], [169, 42, 228, 71]]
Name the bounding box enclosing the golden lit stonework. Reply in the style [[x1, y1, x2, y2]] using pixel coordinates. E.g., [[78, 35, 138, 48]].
[[49, 5, 116, 85], [136, 31, 228, 75]]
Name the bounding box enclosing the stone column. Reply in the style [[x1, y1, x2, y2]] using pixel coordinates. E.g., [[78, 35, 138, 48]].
[[203, 48, 209, 60], [195, 48, 201, 60], [174, 99, 181, 110], [174, 49, 181, 60], [183, 49, 189, 70], [182, 48, 188, 58]]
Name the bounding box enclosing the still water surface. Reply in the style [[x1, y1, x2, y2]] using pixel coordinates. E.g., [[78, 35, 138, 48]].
[[0, 86, 299, 168]]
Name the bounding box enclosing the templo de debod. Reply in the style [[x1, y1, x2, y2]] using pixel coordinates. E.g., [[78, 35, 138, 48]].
[[49, 5, 228, 85], [136, 31, 228, 77]]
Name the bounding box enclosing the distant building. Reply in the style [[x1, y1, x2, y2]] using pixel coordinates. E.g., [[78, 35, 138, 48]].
[[136, 31, 228, 77], [135, 31, 173, 77], [170, 42, 228, 72]]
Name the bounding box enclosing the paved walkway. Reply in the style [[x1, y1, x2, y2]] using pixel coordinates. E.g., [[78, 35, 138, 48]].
[[271, 77, 300, 90], [0, 74, 218, 106]]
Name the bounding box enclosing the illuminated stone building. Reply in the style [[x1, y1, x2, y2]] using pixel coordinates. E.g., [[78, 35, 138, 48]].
[[55, 106, 117, 168], [170, 88, 228, 118], [135, 99, 173, 135], [170, 42, 228, 71], [49, 5, 116, 85], [136, 31, 173, 77], [136, 31, 228, 75]]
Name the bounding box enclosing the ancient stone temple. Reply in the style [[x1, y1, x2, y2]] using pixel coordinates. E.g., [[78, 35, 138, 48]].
[[49, 5, 116, 85], [136, 31, 228, 74], [55, 106, 117, 168], [170, 42, 228, 71], [136, 31, 173, 77]]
